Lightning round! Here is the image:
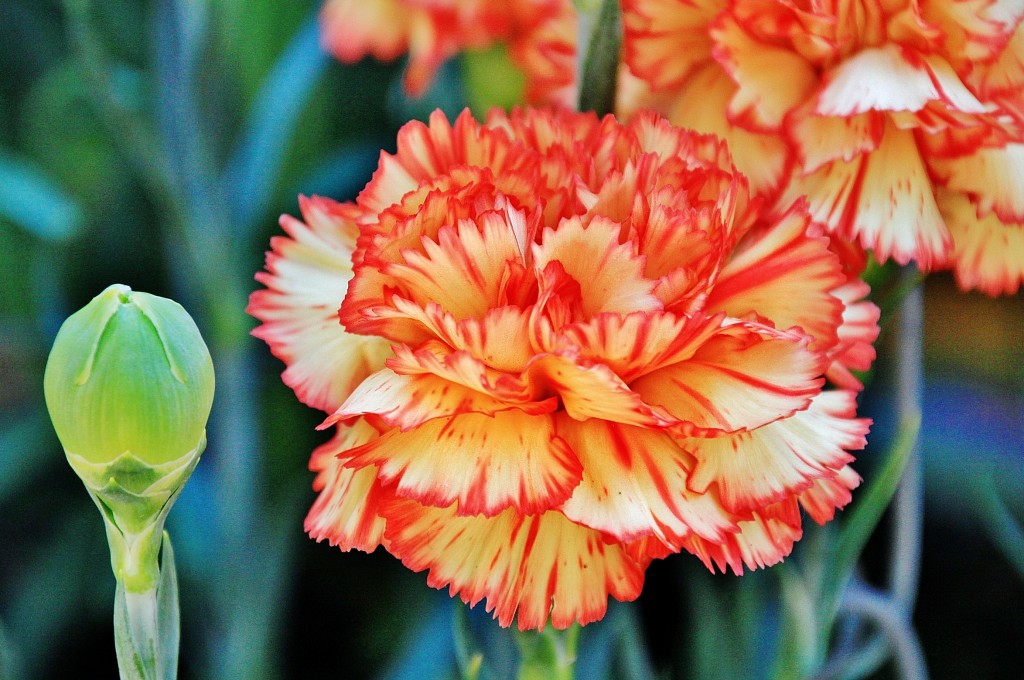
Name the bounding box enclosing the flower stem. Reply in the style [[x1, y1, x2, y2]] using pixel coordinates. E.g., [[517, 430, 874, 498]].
[[575, 0, 622, 116], [890, 275, 924, 609], [517, 626, 579, 680], [112, 532, 180, 680]]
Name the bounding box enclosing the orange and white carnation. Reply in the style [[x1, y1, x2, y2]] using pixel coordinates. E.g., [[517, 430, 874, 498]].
[[621, 0, 1024, 295], [319, 0, 574, 100], [250, 107, 875, 631]]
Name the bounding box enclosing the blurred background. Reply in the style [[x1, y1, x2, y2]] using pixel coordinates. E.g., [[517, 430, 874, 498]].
[[1, 1, 1022, 678]]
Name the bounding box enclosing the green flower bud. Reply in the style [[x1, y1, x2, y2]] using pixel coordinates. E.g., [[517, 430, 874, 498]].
[[45, 283, 214, 467], [44, 284, 214, 572]]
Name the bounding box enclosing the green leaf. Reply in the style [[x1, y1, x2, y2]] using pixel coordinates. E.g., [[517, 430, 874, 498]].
[[974, 474, 1024, 579], [156, 532, 180, 680], [576, 0, 621, 116], [516, 626, 578, 680], [222, 13, 329, 235], [0, 150, 83, 240]]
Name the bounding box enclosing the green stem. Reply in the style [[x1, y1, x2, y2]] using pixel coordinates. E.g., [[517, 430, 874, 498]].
[[575, 0, 622, 116], [113, 532, 180, 680], [516, 625, 579, 680]]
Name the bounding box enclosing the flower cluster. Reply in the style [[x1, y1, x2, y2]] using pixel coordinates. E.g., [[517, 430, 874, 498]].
[[621, 0, 1024, 295], [250, 108, 875, 630], [319, 0, 575, 101]]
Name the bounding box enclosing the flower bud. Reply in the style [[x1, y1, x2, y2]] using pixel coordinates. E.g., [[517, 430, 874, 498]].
[[45, 284, 214, 465], [45, 284, 214, 543]]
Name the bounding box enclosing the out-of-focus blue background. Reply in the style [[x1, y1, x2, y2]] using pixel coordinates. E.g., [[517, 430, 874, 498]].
[[1, 1, 1022, 678]]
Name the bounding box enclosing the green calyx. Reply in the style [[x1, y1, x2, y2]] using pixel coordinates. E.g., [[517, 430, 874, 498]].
[[44, 283, 215, 467]]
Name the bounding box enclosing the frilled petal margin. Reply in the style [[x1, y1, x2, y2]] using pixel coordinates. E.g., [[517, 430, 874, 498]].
[[941, 190, 1024, 295], [683, 390, 869, 514], [306, 420, 388, 552], [381, 499, 648, 631], [343, 410, 582, 518], [248, 196, 392, 413]]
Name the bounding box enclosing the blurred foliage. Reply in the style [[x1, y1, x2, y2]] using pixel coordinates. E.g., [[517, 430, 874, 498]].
[[1, 1, 1023, 679]]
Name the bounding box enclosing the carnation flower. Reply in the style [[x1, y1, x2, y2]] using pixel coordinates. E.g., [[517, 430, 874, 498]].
[[250, 108, 874, 630], [622, 0, 1024, 295], [319, 0, 574, 100]]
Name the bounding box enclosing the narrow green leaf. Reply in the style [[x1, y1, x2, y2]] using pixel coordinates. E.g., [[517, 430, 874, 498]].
[[0, 151, 83, 240], [576, 0, 622, 116], [156, 532, 180, 680], [114, 579, 152, 680], [975, 475, 1024, 579], [222, 13, 329, 235]]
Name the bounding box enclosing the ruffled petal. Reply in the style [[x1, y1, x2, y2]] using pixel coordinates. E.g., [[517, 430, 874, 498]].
[[558, 417, 738, 545], [816, 45, 987, 116], [668, 63, 793, 199], [358, 110, 522, 215], [533, 216, 662, 317], [929, 143, 1024, 223], [940, 189, 1024, 295], [555, 310, 726, 383], [321, 363, 557, 432], [249, 196, 392, 412], [779, 120, 952, 269], [798, 464, 862, 524], [631, 324, 826, 435], [826, 280, 880, 390], [382, 500, 648, 630], [384, 208, 526, 320], [305, 420, 389, 552], [343, 411, 581, 517], [706, 205, 846, 351], [682, 390, 869, 514], [681, 499, 804, 575], [711, 13, 818, 131], [622, 0, 718, 90]]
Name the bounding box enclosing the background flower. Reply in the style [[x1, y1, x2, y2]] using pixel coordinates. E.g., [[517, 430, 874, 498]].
[[621, 0, 1024, 295], [320, 0, 574, 99], [250, 107, 874, 630]]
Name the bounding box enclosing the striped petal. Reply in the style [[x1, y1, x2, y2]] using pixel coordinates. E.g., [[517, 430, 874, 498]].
[[622, 0, 719, 91], [681, 499, 804, 575], [826, 280, 880, 390], [306, 420, 389, 552], [929, 143, 1024, 223], [249, 196, 392, 412], [798, 464, 861, 524], [712, 13, 817, 131], [343, 411, 581, 517], [682, 390, 869, 514], [321, 364, 556, 432], [779, 120, 952, 269], [384, 209, 526, 320], [358, 110, 523, 215], [631, 324, 826, 435], [382, 500, 647, 630], [940, 189, 1024, 295], [555, 310, 727, 383], [558, 416, 738, 545], [706, 206, 846, 351], [525, 352, 676, 427], [787, 102, 885, 173], [816, 45, 987, 116], [533, 216, 662, 317], [668, 63, 793, 198]]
